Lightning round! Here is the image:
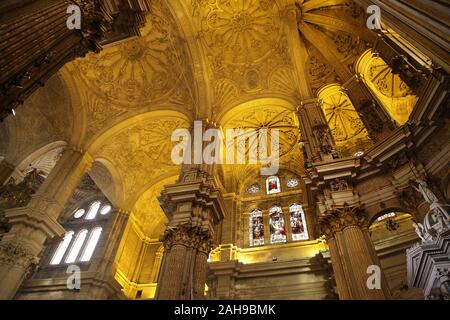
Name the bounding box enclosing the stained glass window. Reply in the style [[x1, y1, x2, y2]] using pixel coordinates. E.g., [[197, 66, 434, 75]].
[[249, 209, 264, 246], [269, 206, 287, 244], [289, 204, 309, 241], [266, 176, 281, 195]]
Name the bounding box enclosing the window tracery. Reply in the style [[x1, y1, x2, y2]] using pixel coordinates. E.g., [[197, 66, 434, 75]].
[[50, 200, 111, 265]]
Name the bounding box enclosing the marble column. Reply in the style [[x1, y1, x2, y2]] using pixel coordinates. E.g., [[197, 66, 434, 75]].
[[320, 205, 391, 300], [0, 147, 93, 299]]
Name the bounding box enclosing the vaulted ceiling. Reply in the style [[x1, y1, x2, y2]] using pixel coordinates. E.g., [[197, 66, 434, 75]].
[[0, 0, 391, 237]]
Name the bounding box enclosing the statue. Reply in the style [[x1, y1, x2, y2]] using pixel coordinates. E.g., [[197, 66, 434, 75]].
[[412, 222, 427, 242], [413, 179, 439, 205], [412, 178, 450, 239]]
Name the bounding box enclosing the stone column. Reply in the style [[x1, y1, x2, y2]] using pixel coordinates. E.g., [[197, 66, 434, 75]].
[[0, 0, 148, 121], [0, 147, 93, 299], [0, 160, 14, 185], [297, 99, 338, 164], [320, 205, 391, 300], [155, 120, 225, 300]]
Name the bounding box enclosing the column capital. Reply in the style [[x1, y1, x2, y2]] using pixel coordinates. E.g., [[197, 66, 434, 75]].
[[0, 238, 38, 269], [319, 204, 368, 240], [161, 225, 214, 255]]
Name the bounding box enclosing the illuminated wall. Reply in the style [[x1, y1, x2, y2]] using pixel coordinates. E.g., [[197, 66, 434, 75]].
[[318, 84, 370, 156], [356, 49, 418, 125]]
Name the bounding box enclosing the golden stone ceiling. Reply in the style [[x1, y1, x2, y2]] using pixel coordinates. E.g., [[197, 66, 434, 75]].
[[0, 0, 403, 239]]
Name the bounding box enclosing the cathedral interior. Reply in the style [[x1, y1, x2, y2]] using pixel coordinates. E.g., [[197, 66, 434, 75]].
[[0, 0, 449, 301]]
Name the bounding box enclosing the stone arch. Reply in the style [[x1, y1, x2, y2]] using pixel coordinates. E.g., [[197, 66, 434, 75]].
[[12, 141, 67, 181], [88, 159, 124, 209], [87, 110, 190, 208]]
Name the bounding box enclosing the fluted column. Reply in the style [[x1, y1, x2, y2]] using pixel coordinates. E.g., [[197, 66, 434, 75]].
[[155, 120, 225, 300], [0, 0, 148, 121], [0, 160, 14, 186], [320, 205, 391, 300], [297, 99, 338, 164], [0, 147, 93, 299], [156, 227, 214, 300], [193, 249, 210, 300]]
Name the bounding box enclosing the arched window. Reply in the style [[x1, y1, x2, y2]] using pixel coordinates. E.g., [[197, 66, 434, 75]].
[[73, 208, 85, 219], [50, 231, 74, 265], [289, 204, 309, 241], [269, 206, 287, 244], [85, 201, 101, 220], [80, 227, 103, 262], [100, 204, 112, 215], [266, 176, 281, 195], [249, 209, 264, 246], [50, 200, 111, 265], [65, 229, 88, 263]]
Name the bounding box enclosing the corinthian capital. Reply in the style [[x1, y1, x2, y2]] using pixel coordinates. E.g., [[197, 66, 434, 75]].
[[0, 240, 38, 269], [161, 225, 214, 254], [319, 203, 368, 239]]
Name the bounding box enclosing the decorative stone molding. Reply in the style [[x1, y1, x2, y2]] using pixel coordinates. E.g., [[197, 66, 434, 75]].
[[161, 225, 214, 255], [407, 230, 450, 300], [0, 240, 38, 269], [319, 204, 368, 239]]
